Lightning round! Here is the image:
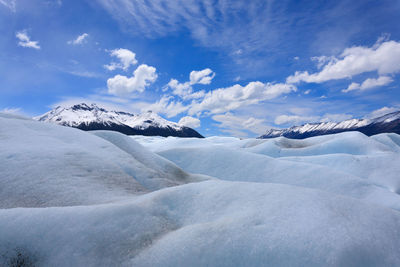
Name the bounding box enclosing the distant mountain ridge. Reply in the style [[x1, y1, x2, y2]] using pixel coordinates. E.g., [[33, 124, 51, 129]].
[[34, 103, 204, 138], [259, 111, 400, 139]]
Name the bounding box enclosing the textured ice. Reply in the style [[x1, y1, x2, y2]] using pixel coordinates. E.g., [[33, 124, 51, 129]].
[[157, 145, 400, 210], [0, 113, 205, 208], [1, 181, 400, 266], [1, 113, 400, 266]]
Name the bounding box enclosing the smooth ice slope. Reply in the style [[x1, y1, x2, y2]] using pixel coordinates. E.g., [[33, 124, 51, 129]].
[[2, 181, 400, 266], [0, 113, 204, 208]]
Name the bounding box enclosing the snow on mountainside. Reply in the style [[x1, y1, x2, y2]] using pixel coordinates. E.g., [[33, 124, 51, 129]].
[[259, 110, 400, 139], [34, 103, 204, 138]]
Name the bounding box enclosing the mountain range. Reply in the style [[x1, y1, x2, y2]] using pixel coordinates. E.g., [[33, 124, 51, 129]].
[[259, 111, 400, 139], [34, 103, 204, 138]]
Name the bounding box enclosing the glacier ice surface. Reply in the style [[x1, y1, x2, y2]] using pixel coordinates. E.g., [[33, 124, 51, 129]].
[[1, 113, 400, 266]]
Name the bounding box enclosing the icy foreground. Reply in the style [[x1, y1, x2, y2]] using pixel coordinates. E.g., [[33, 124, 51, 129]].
[[1, 113, 400, 266]]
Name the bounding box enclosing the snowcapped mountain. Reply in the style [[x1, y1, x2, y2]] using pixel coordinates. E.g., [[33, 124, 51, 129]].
[[34, 103, 204, 138], [259, 111, 400, 139]]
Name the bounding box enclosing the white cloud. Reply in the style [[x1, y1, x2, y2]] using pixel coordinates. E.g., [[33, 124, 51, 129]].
[[66, 70, 99, 78], [342, 76, 393, 93], [310, 55, 336, 69], [189, 68, 215, 85], [178, 116, 201, 128], [95, 0, 285, 55], [68, 33, 89, 45], [107, 64, 157, 96], [0, 0, 16, 12], [143, 95, 188, 118], [0, 107, 21, 114], [366, 107, 399, 119], [319, 113, 353, 122], [342, 82, 360, 93], [166, 79, 205, 100], [212, 113, 269, 136], [275, 113, 352, 126], [233, 49, 243, 55], [287, 40, 400, 84], [165, 68, 213, 99], [15, 31, 40, 49], [304, 89, 311, 95], [188, 82, 297, 116], [274, 115, 318, 125], [104, 48, 138, 71]]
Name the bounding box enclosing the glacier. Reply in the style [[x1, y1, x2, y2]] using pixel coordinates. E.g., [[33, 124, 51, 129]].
[[1, 112, 400, 266]]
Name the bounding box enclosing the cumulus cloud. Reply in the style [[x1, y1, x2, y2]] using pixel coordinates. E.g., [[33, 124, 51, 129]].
[[166, 79, 205, 100], [188, 82, 297, 116], [212, 113, 269, 136], [366, 107, 399, 119], [342, 76, 393, 93], [287, 39, 400, 84], [165, 68, 214, 99], [178, 116, 201, 128], [107, 64, 157, 96], [68, 33, 89, 45], [143, 95, 188, 118], [189, 68, 215, 85], [15, 31, 40, 49], [105, 48, 138, 71]]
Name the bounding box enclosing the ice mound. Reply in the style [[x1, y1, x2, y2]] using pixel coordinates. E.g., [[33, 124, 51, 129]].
[[244, 132, 394, 157], [1, 181, 400, 266], [371, 133, 400, 152], [0, 114, 205, 208], [157, 144, 400, 210]]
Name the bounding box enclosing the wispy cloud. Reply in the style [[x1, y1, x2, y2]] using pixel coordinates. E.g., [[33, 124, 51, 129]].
[[342, 76, 393, 93], [16, 30, 40, 49], [274, 113, 353, 126], [0, 0, 16, 12], [68, 33, 89, 45], [365, 106, 400, 119], [95, 0, 285, 55], [0, 107, 21, 114], [212, 113, 269, 136], [274, 114, 319, 125]]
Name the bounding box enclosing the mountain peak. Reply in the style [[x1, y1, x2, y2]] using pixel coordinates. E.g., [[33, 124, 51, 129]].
[[34, 103, 204, 138], [259, 110, 400, 139]]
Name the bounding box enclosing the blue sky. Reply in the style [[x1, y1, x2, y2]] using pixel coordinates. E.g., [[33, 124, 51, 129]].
[[1, 0, 400, 137]]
